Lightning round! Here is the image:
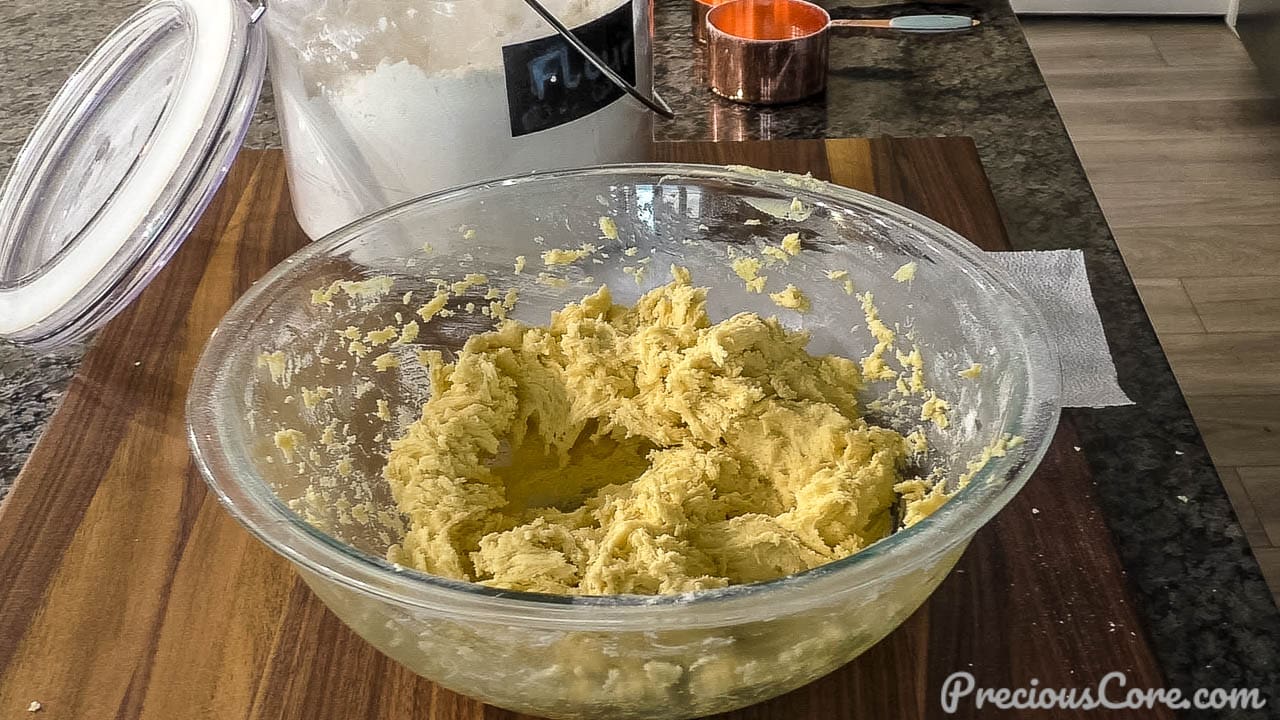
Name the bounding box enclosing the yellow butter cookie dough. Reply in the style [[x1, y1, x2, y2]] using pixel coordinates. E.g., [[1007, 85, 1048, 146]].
[[384, 271, 934, 595]]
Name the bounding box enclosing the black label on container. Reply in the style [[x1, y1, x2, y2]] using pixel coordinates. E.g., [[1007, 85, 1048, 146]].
[[502, 2, 635, 137]]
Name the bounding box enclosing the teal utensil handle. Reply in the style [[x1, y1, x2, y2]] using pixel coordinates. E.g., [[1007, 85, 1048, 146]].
[[889, 14, 977, 31]]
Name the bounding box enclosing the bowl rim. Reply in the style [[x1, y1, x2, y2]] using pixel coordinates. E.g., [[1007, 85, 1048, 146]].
[[186, 163, 1061, 627]]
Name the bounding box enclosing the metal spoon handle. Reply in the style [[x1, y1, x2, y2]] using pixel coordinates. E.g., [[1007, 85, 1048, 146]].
[[519, 0, 676, 119]]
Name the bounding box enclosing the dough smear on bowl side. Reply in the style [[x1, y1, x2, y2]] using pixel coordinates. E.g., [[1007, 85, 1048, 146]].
[[383, 268, 950, 596]]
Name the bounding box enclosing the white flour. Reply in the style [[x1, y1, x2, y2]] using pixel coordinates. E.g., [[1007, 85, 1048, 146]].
[[265, 0, 651, 238]]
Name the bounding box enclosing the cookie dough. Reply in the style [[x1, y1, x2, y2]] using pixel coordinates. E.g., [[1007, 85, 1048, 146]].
[[384, 271, 926, 595]]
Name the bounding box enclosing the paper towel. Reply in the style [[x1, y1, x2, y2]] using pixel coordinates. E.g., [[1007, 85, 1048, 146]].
[[989, 250, 1132, 408]]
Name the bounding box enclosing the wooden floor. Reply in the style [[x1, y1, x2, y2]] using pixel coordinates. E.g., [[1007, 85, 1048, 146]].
[[1024, 17, 1280, 603]]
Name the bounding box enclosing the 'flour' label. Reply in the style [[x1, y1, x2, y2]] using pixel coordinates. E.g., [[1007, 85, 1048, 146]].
[[502, 2, 636, 137]]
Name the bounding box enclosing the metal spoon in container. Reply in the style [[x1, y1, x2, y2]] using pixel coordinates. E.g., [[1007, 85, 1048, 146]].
[[520, 0, 676, 118]]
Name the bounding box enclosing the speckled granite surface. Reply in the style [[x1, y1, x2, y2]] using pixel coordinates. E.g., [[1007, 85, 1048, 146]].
[[2, 0, 1277, 709]]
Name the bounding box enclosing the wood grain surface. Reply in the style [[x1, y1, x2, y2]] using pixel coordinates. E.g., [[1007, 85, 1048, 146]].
[[1029, 18, 1280, 604], [0, 140, 1172, 719]]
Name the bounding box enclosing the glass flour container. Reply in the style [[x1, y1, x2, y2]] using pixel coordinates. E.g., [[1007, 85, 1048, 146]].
[[0, 0, 659, 348], [263, 0, 657, 238]]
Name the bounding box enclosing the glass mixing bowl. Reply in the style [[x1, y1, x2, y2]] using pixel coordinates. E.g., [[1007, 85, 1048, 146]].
[[187, 165, 1060, 719]]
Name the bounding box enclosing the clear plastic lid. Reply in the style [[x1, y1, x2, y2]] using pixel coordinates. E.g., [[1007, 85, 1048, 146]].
[[0, 0, 265, 349]]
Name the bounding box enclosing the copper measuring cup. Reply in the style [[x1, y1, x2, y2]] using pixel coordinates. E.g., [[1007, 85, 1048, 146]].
[[692, 0, 735, 44], [705, 0, 831, 105]]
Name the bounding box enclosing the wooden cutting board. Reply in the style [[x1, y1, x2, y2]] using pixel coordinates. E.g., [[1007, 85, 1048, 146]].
[[0, 139, 1172, 720]]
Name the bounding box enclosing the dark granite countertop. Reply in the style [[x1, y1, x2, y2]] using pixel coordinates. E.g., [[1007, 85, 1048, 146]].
[[2, 0, 1278, 711]]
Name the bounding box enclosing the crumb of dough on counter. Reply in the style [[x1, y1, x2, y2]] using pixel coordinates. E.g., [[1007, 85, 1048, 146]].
[[514, 255, 527, 274], [347, 340, 370, 358], [731, 257, 766, 293], [346, 276, 396, 299], [780, 233, 802, 256], [957, 433, 1021, 486], [339, 325, 361, 340], [257, 351, 288, 386], [622, 265, 648, 285], [302, 386, 333, 409], [761, 246, 789, 264], [451, 273, 488, 295], [858, 293, 898, 382], [959, 362, 983, 379], [825, 269, 855, 295], [895, 475, 950, 527], [895, 346, 925, 394], [274, 429, 305, 462], [485, 287, 502, 300], [417, 290, 451, 322], [374, 353, 400, 372], [788, 197, 811, 220], [365, 325, 399, 345], [384, 273, 927, 595], [395, 320, 420, 345], [459, 225, 476, 240], [542, 243, 598, 266], [536, 272, 570, 289], [465, 302, 477, 313], [27, 701, 41, 713], [376, 398, 392, 421], [319, 422, 338, 447], [599, 216, 619, 240], [920, 392, 950, 429], [892, 262, 918, 283], [314, 276, 396, 306], [422, 242, 433, 254], [740, 194, 814, 222], [623, 246, 639, 257], [905, 429, 928, 454], [744, 218, 762, 226], [402, 291, 414, 305], [769, 284, 810, 312]]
